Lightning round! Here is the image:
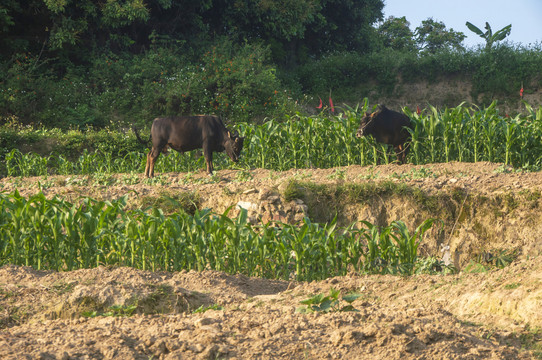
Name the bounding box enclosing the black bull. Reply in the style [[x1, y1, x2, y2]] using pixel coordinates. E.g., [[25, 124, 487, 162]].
[[356, 105, 412, 164], [133, 115, 244, 177]]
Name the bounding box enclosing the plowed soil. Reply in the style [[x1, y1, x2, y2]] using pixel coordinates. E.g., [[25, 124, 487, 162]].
[[1, 162, 542, 359]]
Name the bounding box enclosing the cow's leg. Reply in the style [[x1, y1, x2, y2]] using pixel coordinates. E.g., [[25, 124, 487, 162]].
[[394, 145, 402, 164], [144, 152, 152, 177], [203, 146, 213, 175], [395, 144, 407, 164], [394, 145, 403, 164], [148, 147, 162, 178]]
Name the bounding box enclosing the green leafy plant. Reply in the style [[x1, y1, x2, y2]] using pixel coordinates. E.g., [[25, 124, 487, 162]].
[[121, 172, 140, 185], [296, 288, 361, 313], [192, 304, 224, 314], [465, 21, 511, 51], [391, 167, 436, 180], [463, 261, 490, 274], [327, 168, 346, 180], [476, 249, 518, 269], [414, 256, 457, 275], [92, 173, 116, 186], [360, 218, 439, 275], [143, 174, 168, 186]]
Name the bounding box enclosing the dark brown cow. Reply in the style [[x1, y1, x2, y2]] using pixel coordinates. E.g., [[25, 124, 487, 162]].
[[133, 115, 244, 177], [356, 105, 412, 164]]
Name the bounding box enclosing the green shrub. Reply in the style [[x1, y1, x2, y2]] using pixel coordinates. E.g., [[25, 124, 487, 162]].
[[291, 45, 542, 103], [0, 41, 296, 129], [157, 38, 290, 123]]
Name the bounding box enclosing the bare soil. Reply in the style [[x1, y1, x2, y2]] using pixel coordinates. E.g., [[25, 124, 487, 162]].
[[1, 162, 542, 359], [364, 78, 542, 114]]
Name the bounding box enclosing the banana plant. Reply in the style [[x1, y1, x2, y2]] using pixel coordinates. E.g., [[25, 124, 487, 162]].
[[465, 21, 511, 51]]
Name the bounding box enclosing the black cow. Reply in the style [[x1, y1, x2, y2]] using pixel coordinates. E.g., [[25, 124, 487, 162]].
[[133, 115, 244, 177], [356, 105, 412, 164]]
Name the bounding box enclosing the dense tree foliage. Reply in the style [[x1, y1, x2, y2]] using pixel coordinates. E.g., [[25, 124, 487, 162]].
[[0, 0, 384, 65], [415, 18, 465, 53], [377, 16, 466, 53], [377, 16, 416, 52], [0, 1, 540, 130]]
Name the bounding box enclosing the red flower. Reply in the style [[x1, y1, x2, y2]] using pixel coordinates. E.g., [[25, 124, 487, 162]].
[[329, 96, 334, 113], [416, 106, 421, 115], [520, 87, 524, 98], [316, 98, 323, 109]]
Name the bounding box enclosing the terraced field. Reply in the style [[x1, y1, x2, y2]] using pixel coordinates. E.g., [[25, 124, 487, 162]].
[[1, 162, 542, 359]]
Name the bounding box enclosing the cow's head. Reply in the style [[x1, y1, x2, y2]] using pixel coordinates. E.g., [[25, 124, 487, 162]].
[[224, 130, 244, 162], [356, 111, 376, 138], [356, 105, 386, 138]]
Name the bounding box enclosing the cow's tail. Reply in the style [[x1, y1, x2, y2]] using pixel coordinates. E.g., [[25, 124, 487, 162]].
[[132, 126, 151, 147]]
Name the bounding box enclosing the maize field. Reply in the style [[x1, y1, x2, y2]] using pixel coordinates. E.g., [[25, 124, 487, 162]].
[[0, 191, 438, 279], [3, 101, 542, 178]]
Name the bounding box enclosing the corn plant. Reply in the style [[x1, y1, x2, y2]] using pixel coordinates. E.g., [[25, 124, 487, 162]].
[[359, 218, 438, 275], [3, 101, 542, 175], [5, 149, 49, 177], [426, 105, 443, 163], [0, 191, 441, 280]]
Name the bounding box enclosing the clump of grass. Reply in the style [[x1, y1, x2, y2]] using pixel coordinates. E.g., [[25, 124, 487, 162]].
[[327, 168, 346, 180], [519, 326, 542, 357], [179, 172, 221, 185], [283, 180, 306, 201], [143, 175, 168, 186], [234, 169, 253, 182], [121, 172, 140, 185], [192, 304, 224, 314], [82, 304, 137, 318], [140, 191, 200, 215], [391, 167, 437, 180], [504, 282, 521, 290], [92, 173, 116, 186], [358, 166, 380, 180]]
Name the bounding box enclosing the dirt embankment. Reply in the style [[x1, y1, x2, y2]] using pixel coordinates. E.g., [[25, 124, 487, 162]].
[[1, 162, 542, 359], [1, 259, 541, 359], [365, 79, 542, 114]]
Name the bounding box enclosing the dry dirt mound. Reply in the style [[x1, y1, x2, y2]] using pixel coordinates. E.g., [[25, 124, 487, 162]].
[[1, 162, 542, 358], [1, 260, 541, 359]]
